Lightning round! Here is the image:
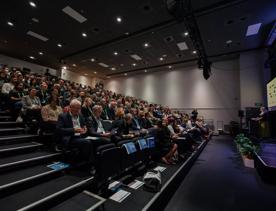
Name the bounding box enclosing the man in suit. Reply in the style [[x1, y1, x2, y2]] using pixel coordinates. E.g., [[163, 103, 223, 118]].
[[56, 99, 93, 164]]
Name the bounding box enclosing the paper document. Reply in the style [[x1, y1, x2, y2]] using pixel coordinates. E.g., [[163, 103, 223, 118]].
[[128, 180, 144, 189], [109, 190, 130, 203], [154, 166, 166, 172]]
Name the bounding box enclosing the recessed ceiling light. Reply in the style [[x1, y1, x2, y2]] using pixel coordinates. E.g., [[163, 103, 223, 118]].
[[226, 40, 232, 44], [116, 16, 122, 23], [90, 58, 95, 62], [29, 56, 35, 60], [94, 71, 97, 74], [159, 57, 164, 61], [72, 64, 77, 67], [62, 6, 87, 23], [57, 43, 62, 47], [184, 31, 189, 36], [29, 1, 36, 8], [177, 42, 188, 51], [32, 18, 39, 23], [120, 64, 124, 67], [38, 52, 43, 55], [98, 63, 109, 67], [144, 69, 147, 73], [7, 21, 14, 26], [107, 76, 111, 79], [144, 42, 150, 48], [27, 31, 48, 42], [132, 63, 137, 66], [125, 32, 129, 35], [84, 73, 88, 76], [246, 23, 262, 36], [113, 51, 118, 55], [124, 73, 127, 76], [130, 54, 142, 61], [82, 32, 87, 37], [110, 67, 116, 71], [62, 66, 67, 70], [168, 66, 172, 69], [192, 50, 197, 54]]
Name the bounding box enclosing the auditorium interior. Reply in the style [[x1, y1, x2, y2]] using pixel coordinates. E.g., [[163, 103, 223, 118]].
[[0, 0, 276, 210]]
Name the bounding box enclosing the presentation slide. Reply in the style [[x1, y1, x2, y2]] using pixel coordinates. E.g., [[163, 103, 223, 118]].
[[267, 77, 276, 110]]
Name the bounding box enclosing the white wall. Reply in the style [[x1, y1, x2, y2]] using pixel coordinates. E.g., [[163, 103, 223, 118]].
[[0, 54, 59, 76], [239, 50, 265, 109], [61, 69, 97, 87], [105, 59, 241, 130]]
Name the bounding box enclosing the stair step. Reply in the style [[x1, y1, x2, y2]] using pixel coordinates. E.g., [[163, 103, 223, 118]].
[[0, 134, 39, 144], [0, 116, 13, 122], [0, 111, 10, 116], [0, 127, 25, 135], [0, 151, 62, 173], [49, 191, 106, 211], [0, 122, 24, 128], [0, 142, 43, 157], [0, 175, 94, 211], [0, 163, 67, 196]]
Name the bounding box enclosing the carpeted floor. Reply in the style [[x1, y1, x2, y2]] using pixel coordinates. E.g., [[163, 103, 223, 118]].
[[165, 135, 276, 211]]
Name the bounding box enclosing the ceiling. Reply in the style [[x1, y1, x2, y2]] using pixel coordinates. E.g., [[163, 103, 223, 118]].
[[0, 0, 275, 78]]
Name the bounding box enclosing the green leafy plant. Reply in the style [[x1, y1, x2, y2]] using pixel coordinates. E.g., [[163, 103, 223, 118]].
[[234, 133, 259, 159]]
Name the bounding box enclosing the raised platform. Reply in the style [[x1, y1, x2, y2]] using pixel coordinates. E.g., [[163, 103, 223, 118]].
[[254, 143, 276, 183]]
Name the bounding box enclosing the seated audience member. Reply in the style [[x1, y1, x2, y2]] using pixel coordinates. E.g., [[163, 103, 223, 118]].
[[100, 98, 110, 120], [56, 99, 93, 164], [1, 76, 17, 110], [130, 108, 142, 130], [156, 119, 178, 165], [77, 91, 86, 104], [0, 69, 8, 89], [112, 113, 135, 141], [37, 82, 50, 106], [22, 88, 42, 122], [41, 95, 63, 132], [139, 111, 153, 129], [9, 82, 25, 119], [81, 97, 93, 120], [107, 100, 117, 120]]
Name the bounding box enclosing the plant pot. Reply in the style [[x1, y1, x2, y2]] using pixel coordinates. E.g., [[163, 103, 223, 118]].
[[242, 155, 254, 168]]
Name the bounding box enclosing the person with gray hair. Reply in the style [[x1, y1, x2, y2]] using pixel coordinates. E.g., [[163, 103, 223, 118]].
[[56, 99, 94, 169], [111, 113, 135, 141]]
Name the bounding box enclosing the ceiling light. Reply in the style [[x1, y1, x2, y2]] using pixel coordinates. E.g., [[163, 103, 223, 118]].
[[144, 43, 150, 48], [159, 57, 164, 61], [62, 66, 67, 70], [111, 67, 116, 71], [29, 1, 36, 7], [27, 31, 48, 42], [94, 71, 97, 74], [38, 52, 43, 55], [132, 63, 137, 66], [107, 76, 111, 79], [84, 73, 88, 76], [226, 40, 232, 44], [90, 58, 95, 62], [62, 6, 87, 23], [124, 73, 127, 76], [184, 31, 189, 36], [168, 66, 172, 69], [246, 23, 262, 36], [125, 32, 129, 35], [82, 32, 87, 37], [72, 64, 77, 67], [116, 16, 122, 23], [57, 43, 62, 47], [192, 50, 197, 54], [177, 42, 188, 51], [32, 18, 39, 23], [144, 69, 147, 73], [130, 54, 142, 61], [7, 21, 14, 26], [120, 64, 124, 67], [29, 56, 35, 60], [113, 51, 118, 55], [98, 63, 109, 67]]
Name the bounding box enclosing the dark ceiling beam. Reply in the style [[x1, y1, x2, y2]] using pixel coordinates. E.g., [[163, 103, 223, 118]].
[[107, 45, 267, 76], [60, 0, 248, 61]]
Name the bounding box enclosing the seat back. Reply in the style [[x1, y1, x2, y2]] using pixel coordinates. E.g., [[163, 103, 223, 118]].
[[96, 143, 121, 181], [117, 140, 137, 172], [146, 136, 157, 160], [135, 138, 149, 163], [102, 120, 113, 132]]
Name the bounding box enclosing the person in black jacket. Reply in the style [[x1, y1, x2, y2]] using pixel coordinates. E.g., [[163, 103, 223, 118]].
[[81, 97, 93, 121], [56, 99, 93, 164]]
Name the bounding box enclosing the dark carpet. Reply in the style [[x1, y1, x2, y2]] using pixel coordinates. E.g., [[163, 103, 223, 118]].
[[165, 135, 276, 211]]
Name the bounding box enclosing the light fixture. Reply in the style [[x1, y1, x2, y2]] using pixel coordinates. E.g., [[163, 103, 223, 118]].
[[116, 16, 122, 23], [94, 71, 97, 74], [84, 73, 88, 76], [38, 52, 43, 55], [159, 57, 164, 61], [113, 51, 118, 56], [120, 64, 124, 66], [57, 43, 62, 47], [62, 66, 67, 70], [107, 76, 111, 79], [226, 40, 232, 44], [82, 32, 87, 37], [168, 65, 172, 69], [7, 21, 14, 26], [29, 56, 35, 60], [90, 58, 95, 62], [144, 42, 150, 48], [124, 73, 127, 76], [132, 63, 136, 66], [184, 31, 189, 36], [72, 64, 77, 67], [246, 23, 262, 36], [144, 69, 147, 73], [29, 1, 36, 8], [111, 67, 116, 71], [192, 50, 197, 54]]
